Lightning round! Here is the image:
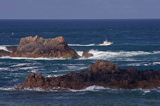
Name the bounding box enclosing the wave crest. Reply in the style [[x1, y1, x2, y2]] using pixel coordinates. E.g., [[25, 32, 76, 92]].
[[77, 50, 160, 60], [0, 45, 11, 52]]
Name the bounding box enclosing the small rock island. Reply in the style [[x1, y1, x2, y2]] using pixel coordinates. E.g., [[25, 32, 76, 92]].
[[17, 60, 160, 90], [0, 36, 80, 58]]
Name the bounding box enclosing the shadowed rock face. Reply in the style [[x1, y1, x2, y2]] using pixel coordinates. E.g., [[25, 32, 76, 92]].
[[17, 60, 160, 90], [89, 60, 118, 74], [0, 50, 10, 56], [82, 51, 93, 58], [10, 36, 79, 58]]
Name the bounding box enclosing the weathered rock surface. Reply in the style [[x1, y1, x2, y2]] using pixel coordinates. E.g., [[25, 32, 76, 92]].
[[89, 60, 118, 74], [17, 60, 160, 90], [10, 36, 79, 58], [82, 51, 93, 58]]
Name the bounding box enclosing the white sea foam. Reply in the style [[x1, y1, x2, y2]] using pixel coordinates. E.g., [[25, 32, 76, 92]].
[[68, 41, 113, 47], [0, 49, 159, 61], [66, 65, 87, 70], [144, 62, 160, 66], [0, 56, 67, 60], [23, 87, 45, 92], [0, 85, 160, 94], [0, 87, 16, 91], [0, 67, 10, 71], [125, 63, 143, 66], [143, 89, 151, 94], [78, 50, 160, 60], [46, 74, 63, 77], [17, 87, 160, 93], [19, 66, 38, 70], [70, 85, 107, 92], [153, 62, 160, 65], [68, 44, 96, 46], [126, 61, 160, 67], [11, 63, 31, 67], [31, 69, 39, 73], [0, 45, 11, 52]]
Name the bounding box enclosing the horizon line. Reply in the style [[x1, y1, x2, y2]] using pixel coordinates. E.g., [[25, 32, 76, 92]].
[[0, 18, 160, 20]]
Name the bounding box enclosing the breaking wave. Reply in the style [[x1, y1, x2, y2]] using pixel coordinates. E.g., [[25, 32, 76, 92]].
[[0, 86, 160, 94], [0, 45, 11, 52], [77, 50, 160, 60], [0, 49, 160, 61], [69, 85, 106, 92], [68, 42, 113, 47]]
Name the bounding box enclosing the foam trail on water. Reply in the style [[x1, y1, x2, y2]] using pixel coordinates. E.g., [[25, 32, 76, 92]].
[[0, 56, 67, 60], [144, 62, 160, 66], [0, 87, 16, 91], [11, 63, 31, 67], [77, 50, 160, 60], [70, 85, 106, 92], [68, 44, 96, 46], [0, 50, 160, 61], [68, 42, 113, 47]]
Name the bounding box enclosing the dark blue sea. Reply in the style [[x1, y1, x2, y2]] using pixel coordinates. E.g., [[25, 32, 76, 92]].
[[0, 19, 160, 106]]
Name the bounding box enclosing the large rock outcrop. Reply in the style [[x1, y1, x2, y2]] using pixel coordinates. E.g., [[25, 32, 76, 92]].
[[17, 60, 160, 90], [10, 36, 79, 58]]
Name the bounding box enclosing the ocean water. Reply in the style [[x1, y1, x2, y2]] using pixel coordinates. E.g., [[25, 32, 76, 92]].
[[0, 19, 160, 106]]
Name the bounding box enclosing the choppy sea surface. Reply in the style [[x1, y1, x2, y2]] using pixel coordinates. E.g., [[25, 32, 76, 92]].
[[0, 19, 160, 106]]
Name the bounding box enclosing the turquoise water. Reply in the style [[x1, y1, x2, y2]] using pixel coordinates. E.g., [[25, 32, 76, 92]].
[[0, 19, 160, 106]]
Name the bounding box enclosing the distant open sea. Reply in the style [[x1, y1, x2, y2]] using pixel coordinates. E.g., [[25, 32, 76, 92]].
[[0, 19, 160, 106]]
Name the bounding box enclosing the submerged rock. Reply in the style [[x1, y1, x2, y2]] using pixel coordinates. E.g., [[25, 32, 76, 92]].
[[10, 36, 79, 58], [82, 51, 93, 58], [17, 60, 160, 90]]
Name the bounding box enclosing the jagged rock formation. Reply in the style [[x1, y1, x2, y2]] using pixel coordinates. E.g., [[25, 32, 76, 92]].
[[17, 60, 160, 90], [10, 36, 79, 58]]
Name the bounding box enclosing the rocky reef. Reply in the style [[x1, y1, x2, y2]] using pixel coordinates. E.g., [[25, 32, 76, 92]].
[[17, 60, 160, 90], [0, 36, 80, 58]]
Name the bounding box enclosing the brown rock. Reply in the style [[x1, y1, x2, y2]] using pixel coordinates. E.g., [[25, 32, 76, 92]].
[[82, 51, 93, 58], [17, 60, 160, 90], [89, 60, 118, 74], [10, 36, 79, 58], [18, 73, 46, 89]]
